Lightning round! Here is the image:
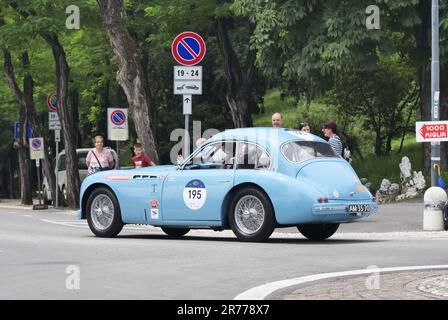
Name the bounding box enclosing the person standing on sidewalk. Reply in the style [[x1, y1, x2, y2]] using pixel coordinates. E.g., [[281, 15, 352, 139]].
[[132, 143, 156, 168], [322, 120, 343, 156], [86, 135, 114, 175]]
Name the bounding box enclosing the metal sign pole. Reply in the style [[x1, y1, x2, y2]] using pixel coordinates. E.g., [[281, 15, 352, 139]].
[[37, 159, 42, 205], [55, 138, 59, 208], [31, 137, 47, 210], [183, 95, 192, 158], [431, 0, 440, 187], [116, 140, 119, 168], [184, 114, 190, 158]]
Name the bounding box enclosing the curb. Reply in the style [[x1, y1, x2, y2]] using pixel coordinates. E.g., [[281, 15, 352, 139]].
[[234, 265, 448, 300]]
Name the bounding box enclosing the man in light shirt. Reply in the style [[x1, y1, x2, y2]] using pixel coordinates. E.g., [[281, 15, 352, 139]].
[[272, 113, 283, 128]]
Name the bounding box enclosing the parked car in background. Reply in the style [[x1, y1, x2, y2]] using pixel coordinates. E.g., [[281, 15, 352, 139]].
[[43, 148, 118, 204]]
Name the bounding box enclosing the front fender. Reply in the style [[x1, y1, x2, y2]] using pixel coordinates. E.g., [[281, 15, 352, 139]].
[[78, 171, 129, 219]]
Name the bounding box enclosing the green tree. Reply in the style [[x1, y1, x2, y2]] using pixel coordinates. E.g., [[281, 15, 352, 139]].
[[328, 55, 418, 156]]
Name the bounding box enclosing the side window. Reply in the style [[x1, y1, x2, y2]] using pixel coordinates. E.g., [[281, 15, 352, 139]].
[[77, 153, 88, 170], [237, 142, 271, 170], [58, 155, 66, 171], [188, 141, 236, 169]]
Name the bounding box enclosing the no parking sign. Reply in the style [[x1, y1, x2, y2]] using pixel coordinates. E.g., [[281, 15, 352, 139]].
[[29, 137, 44, 160], [107, 108, 128, 141], [47, 93, 58, 112], [171, 32, 206, 66]]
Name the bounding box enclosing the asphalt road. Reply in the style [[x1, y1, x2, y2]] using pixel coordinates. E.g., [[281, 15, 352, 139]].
[[0, 204, 447, 300]]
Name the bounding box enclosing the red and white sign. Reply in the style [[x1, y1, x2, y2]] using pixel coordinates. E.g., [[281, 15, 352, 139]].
[[171, 32, 206, 66], [107, 108, 128, 141], [47, 93, 58, 112], [416, 121, 448, 142]]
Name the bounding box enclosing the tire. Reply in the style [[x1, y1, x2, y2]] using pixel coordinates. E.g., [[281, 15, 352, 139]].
[[86, 187, 123, 237], [297, 223, 340, 240], [161, 227, 190, 237], [228, 187, 276, 242], [43, 187, 51, 205]]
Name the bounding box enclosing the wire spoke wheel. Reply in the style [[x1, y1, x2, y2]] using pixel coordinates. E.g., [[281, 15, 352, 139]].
[[90, 194, 115, 231], [229, 188, 275, 242], [234, 195, 265, 235], [86, 187, 123, 238]]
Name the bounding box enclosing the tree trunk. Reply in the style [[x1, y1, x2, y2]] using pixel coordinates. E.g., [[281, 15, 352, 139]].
[[216, 18, 254, 128], [8, 151, 15, 199], [3, 48, 64, 207], [97, 0, 159, 162], [374, 127, 382, 156], [97, 77, 110, 137], [70, 89, 81, 147], [385, 135, 392, 155], [23, 52, 65, 207], [419, 67, 432, 173], [226, 95, 253, 128], [17, 99, 32, 205], [1, 166, 11, 198], [17, 147, 32, 204], [42, 34, 81, 209], [417, 0, 431, 174], [3, 50, 32, 204], [7, 2, 77, 207]]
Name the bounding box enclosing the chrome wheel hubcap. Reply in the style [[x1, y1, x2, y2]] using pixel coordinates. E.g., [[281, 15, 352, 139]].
[[90, 194, 114, 231], [235, 195, 265, 234]]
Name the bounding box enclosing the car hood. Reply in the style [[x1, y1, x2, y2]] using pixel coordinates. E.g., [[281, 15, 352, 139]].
[[296, 159, 372, 200]]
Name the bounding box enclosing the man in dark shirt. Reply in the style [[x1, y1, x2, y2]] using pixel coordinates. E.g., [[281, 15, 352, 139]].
[[132, 143, 156, 168]]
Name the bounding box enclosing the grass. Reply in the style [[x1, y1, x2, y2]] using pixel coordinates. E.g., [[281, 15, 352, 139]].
[[253, 89, 300, 128], [351, 136, 425, 193]]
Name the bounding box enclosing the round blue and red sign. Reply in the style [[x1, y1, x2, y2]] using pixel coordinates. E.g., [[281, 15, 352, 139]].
[[47, 93, 58, 112], [31, 139, 42, 149], [171, 32, 206, 66], [110, 110, 126, 126]]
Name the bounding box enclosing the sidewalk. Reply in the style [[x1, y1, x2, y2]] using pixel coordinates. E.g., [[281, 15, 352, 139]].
[[280, 269, 448, 300], [0, 198, 77, 215]]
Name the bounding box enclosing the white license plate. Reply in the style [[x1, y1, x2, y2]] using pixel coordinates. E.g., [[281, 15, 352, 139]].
[[347, 204, 371, 213]]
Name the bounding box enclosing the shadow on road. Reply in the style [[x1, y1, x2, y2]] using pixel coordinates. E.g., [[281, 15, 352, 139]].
[[113, 234, 386, 245]]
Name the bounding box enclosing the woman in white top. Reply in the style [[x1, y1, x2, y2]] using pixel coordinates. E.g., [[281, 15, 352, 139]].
[[86, 135, 114, 175]]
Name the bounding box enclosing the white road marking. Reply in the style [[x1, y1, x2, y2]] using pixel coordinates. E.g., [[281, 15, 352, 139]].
[[40, 219, 87, 229], [39, 219, 161, 232], [22, 215, 33, 218], [234, 265, 448, 300]]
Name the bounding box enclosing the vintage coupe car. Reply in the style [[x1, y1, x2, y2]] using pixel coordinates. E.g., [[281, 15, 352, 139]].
[[78, 128, 378, 242]]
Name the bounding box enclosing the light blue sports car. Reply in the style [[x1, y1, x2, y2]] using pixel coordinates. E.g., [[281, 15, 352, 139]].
[[78, 128, 378, 242]]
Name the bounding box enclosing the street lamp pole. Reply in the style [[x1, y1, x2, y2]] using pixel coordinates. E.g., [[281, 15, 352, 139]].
[[431, 0, 440, 187]]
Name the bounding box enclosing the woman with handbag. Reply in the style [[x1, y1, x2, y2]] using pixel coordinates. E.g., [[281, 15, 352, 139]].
[[86, 135, 115, 176]]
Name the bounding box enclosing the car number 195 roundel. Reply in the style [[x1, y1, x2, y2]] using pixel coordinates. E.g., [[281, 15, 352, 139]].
[[183, 179, 207, 210]]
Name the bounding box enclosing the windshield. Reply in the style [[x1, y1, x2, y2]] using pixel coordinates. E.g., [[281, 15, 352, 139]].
[[282, 141, 339, 163]]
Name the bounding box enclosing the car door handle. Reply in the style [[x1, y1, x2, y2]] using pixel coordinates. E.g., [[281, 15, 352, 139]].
[[217, 179, 231, 183]]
